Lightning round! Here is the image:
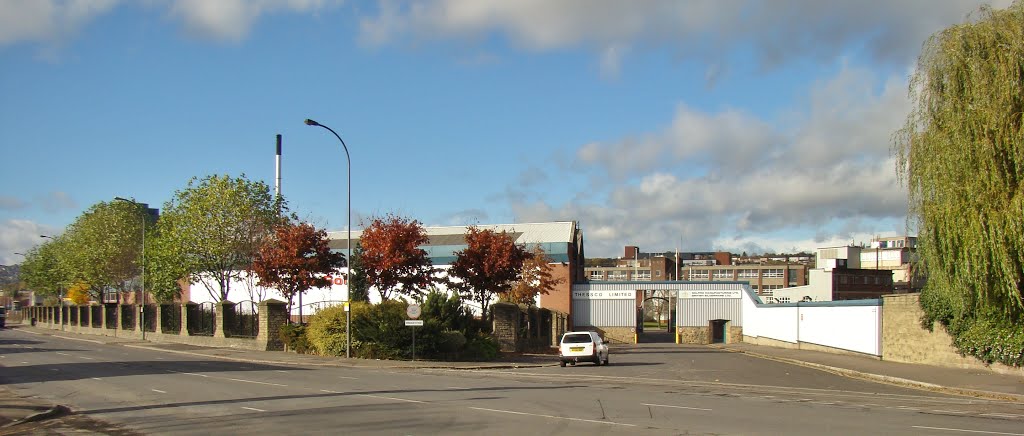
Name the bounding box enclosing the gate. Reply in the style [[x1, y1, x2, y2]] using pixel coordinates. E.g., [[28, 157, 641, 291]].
[[161, 304, 182, 334], [188, 302, 215, 336], [143, 304, 157, 332], [121, 305, 135, 330], [230, 300, 259, 338]]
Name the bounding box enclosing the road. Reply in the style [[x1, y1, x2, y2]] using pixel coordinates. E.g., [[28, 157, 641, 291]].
[[1, 328, 1022, 435]]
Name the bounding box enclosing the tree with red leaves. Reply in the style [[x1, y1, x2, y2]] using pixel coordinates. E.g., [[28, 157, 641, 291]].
[[447, 226, 530, 321], [359, 214, 435, 300], [253, 222, 344, 318], [505, 245, 564, 307]]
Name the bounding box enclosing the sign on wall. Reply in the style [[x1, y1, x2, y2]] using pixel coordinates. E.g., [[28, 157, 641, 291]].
[[572, 290, 635, 300], [679, 289, 742, 299]]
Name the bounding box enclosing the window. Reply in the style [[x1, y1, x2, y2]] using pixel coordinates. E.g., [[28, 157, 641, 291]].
[[689, 270, 709, 280], [738, 269, 758, 278], [760, 288, 774, 297], [634, 270, 651, 281], [776, 297, 792, 303], [655, 270, 662, 277], [763, 268, 784, 278], [589, 271, 604, 281], [874, 277, 880, 285], [609, 271, 627, 281], [713, 270, 733, 280]]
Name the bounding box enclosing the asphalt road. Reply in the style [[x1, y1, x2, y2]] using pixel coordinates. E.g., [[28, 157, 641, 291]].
[[1, 328, 1022, 435]]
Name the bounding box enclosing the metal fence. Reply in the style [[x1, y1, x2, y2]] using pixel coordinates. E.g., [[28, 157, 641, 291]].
[[121, 305, 135, 330], [91, 306, 102, 328], [105, 304, 117, 329], [143, 304, 157, 332], [229, 301, 259, 338], [161, 304, 181, 334], [188, 302, 215, 336]]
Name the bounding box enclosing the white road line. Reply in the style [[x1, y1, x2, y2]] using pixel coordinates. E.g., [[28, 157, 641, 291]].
[[274, 370, 288, 373], [78, 356, 94, 360], [225, 378, 288, 387], [359, 394, 424, 404], [91, 377, 102, 381], [49, 369, 59, 371], [337, 376, 358, 380], [912, 426, 1023, 435], [19, 330, 40, 335], [320, 389, 343, 394], [446, 387, 467, 390], [470, 407, 636, 427], [179, 372, 210, 378], [931, 410, 969, 414], [982, 413, 1024, 419], [241, 407, 266, 412], [643, 403, 712, 412], [56, 352, 70, 356], [151, 389, 166, 394], [21, 362, 29, 364]]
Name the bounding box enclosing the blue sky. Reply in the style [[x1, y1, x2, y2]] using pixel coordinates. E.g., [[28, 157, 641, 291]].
[[0, 0, 1009, 264]]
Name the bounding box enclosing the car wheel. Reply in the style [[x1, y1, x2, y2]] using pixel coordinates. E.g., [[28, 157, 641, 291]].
[[559, 360, 566, 367], [603, 355, 609, 366]]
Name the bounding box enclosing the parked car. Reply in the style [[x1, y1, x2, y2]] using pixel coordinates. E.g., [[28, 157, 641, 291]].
[[558, 331, 609, 367]]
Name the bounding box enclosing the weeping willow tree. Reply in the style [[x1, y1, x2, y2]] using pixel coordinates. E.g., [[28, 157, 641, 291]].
[[894, 2, 1024, 366]]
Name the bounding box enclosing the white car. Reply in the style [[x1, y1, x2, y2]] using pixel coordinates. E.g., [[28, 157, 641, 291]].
[[558, 331, 609, 367]]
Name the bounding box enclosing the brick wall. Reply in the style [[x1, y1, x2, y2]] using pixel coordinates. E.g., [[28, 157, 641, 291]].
[[881, 294, 1023, 376]]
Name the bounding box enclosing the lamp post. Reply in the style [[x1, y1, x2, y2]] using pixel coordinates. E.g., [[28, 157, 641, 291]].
[[304, 118, 353, 359], [114, 197, 147, 340]]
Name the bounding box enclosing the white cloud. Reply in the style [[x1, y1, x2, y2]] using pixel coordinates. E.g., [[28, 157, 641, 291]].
[[168, 0, 336, 41], [358, 0, 1012, 68], [0, 0, 118, 46], [36, 191, 77, 213], [0, 219, 60, 266], [513, 65, 912, 257]]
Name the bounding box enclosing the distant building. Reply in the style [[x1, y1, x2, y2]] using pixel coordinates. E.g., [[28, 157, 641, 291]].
[[859, 236, 920, 292], [773, 245, 895, 303]]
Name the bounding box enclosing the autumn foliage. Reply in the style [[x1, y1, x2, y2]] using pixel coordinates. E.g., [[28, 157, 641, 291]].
[[359, 214, 436, 300], [66, 282, 92, 305], [505, 245, 564, 306], [252, 222, 344, 316], [447, 226, 530, 320]]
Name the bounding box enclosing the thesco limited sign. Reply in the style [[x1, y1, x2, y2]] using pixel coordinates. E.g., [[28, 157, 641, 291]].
[[572, 290, 635, 300]]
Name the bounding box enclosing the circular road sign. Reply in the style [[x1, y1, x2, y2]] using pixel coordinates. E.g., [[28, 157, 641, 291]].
[[407, 304, 422, 319]]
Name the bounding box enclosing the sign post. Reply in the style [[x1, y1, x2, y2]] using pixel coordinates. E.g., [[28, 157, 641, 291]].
[[406, 304, 422, 361]]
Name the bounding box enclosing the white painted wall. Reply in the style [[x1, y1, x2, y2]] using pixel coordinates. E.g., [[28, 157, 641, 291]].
[[189, 268, 350, 315], [742, 288, 882, 356], [798, 305, 881, 355]]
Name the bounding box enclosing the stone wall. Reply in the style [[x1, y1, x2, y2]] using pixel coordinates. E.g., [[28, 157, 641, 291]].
[[677, 324, 743, 345], [23, 302, 288, 352], [585, 326, 634, 344], [492, 303, 569, 351], [881, 294, 1023, 376]]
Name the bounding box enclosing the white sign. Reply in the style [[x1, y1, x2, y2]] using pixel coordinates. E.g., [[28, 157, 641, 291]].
[[404, 320, 424, 327], [407, 304, 421, 319], [572, 290, 635, 300], [679, 289, 742, 299]]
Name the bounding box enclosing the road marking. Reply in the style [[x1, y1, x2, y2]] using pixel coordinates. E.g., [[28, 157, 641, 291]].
[[643, 403, 712, 412], [912, 426, 1023, 435], [21, 362, 29, 364], [78, 356, 94, 360], [446, 386, 467, 390], [50, 368, 59, 371], [274, 370, 288, 373], [179, 372, 210, 378], [320, 389, 343, 394], [91, 377, 102, 381], [151, 389, 166, 394], [337, 376, 358, 380], [19, 330, 40, 335], [225, 378, 288, 387], [470, 407, 636, 427], [241, 407, 266, 412], [981, 413, 1024, 419], [56, 352, 70, 356], [359, 394, 424, 404], [931, 410, 969, 414]]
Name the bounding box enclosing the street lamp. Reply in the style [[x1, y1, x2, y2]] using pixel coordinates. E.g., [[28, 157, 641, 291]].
[[304, 118, 353, 359], [114, 197, 147, 341]]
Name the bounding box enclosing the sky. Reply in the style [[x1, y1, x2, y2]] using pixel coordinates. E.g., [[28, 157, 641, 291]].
[[0, 0, 1011, 265]]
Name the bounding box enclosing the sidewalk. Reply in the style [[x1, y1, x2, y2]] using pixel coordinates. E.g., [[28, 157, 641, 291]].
[[715, 342, 1024, 403]]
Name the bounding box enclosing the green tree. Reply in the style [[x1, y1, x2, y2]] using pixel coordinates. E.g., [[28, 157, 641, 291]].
[[20, 237, 68, 300], [347, 242, 370, 302], [894, 2, 1024, 366], [505, 246, 564, 307], [158, 174, 283, 301], [61, 200, 149, 300]]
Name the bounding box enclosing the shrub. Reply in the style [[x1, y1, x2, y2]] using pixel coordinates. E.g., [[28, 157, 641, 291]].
[[463, 333, 500, 361], [351, 300, 410, 359], [306, 304, 350, 356], [278, 323, 310, 354]]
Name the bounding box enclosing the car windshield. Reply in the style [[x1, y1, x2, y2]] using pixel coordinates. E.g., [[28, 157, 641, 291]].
[[562, 334, 593, 344]]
